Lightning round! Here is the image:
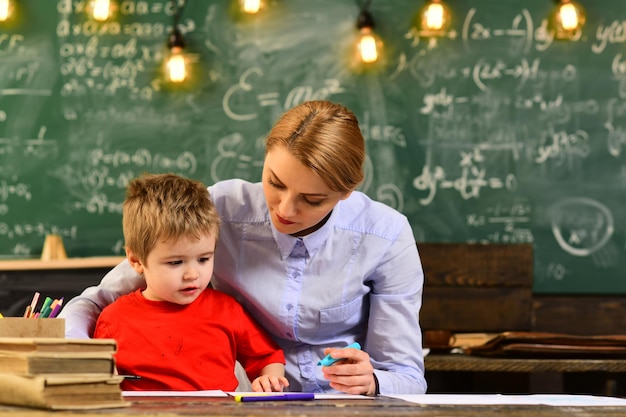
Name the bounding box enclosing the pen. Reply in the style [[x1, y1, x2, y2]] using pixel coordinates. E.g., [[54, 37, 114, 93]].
[[39, 297, 53, 318], [48, 298, 64, 318], [120, 375, 142, 380], [29, 292, 40, 317], [317, 342, 362, 366], [235, 393, 315, 402]]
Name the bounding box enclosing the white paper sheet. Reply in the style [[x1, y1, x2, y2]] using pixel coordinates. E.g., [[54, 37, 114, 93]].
[[123, 390, 227, 397], [386, 393, 626, 406]]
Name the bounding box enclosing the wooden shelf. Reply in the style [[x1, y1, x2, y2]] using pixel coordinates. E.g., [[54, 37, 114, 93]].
[[425, 354, 626, 373], [0, 257, 125, 271]]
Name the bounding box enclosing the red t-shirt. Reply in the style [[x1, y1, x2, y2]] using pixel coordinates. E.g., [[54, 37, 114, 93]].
[[94, 288, 285, 391]]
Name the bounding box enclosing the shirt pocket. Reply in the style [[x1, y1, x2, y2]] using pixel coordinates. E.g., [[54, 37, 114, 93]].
[[317, 297, 367, 336]]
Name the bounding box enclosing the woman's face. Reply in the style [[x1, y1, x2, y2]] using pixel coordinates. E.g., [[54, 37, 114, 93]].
[[262, 146, 351, 236]]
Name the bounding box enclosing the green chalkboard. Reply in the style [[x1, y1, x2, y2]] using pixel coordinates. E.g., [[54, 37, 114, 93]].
[[0, 0, 624, 294]]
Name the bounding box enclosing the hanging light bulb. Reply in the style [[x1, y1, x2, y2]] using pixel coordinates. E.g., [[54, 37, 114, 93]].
[[241, 0, 265, 14], [89, 0, 114, 22], [417, 0, 451, 36], [0, 0, 13, 22], [551, 0, 586, 39], [165, 28, 187, 83], [355, 9, 383, 64]]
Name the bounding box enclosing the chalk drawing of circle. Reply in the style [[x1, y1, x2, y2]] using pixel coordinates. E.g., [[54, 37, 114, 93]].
[[550, 197, 614, 257]]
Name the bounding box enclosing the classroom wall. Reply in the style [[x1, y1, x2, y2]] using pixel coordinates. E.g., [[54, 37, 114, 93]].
[[0, 0, 624, 294]]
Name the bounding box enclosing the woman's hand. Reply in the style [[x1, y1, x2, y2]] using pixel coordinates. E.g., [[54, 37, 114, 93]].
[[251, 374, 289, 392], [321, 346, 376, 396]]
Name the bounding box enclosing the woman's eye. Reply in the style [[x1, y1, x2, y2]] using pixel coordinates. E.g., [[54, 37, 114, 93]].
[[268, 178, 284, 189], [304, 198, 323, 207]]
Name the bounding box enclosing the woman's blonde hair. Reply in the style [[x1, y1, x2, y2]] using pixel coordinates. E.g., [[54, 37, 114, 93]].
[[265, 100, 365, 193], [122, 173, 220, 262]]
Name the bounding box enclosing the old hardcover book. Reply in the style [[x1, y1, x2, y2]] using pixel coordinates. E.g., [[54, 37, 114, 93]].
[[0, 372, 130, 410], [0, 351, 115, 375], [0, 337, 117, 353], [465, 332, 626, 358]]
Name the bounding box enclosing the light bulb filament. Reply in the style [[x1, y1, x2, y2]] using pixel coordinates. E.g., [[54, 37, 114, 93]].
[[559, 3, 579, 31], [167, 50, 186, 83], [0, 0, 11, 22], [242, 0, 261, 14], [358, 30, 378, 63], [92, 0, 111, 21], [425, 3, 444, 30]]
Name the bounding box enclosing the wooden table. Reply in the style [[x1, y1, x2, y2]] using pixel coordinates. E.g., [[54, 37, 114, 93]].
[[0, 395, 625, 417]]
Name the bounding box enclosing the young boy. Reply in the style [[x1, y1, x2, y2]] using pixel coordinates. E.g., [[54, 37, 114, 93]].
[[94, 173, 288, 392]]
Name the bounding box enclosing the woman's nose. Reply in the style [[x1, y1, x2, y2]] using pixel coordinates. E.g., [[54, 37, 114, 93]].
[[278, 196, 297, 218]]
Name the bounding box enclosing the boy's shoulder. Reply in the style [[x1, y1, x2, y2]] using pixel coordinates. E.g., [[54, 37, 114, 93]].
[[100, 290, 141, 315]]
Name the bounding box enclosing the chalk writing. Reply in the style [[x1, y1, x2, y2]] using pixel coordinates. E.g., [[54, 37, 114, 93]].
[[551, 198, 614, 257], [0, 222, 78, 241], [413, 148, 516, 206], [222, 67, 344, 121]]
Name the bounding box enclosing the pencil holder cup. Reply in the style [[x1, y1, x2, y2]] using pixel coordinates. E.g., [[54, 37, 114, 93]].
[[0, 318, 65, 338]]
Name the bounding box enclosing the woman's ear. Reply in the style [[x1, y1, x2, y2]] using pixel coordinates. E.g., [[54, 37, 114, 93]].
[[340, 190, 353, 201], [126, 249, 144, 274]]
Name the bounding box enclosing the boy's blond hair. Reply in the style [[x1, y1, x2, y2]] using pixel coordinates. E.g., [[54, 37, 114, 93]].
[[122, 173, 220, 263]]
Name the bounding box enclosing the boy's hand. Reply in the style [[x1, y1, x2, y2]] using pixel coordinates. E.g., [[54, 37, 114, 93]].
[[251, 375, 289, 392]]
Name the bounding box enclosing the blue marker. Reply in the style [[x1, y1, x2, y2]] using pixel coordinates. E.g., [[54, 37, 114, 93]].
[[317, 342, 362, 366]]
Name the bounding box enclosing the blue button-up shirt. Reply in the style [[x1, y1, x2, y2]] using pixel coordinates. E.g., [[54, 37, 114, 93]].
[[209, 180, 426, 394]]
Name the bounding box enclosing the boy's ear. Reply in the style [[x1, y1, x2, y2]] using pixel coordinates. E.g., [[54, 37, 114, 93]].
[[126, 249, 145, 274]]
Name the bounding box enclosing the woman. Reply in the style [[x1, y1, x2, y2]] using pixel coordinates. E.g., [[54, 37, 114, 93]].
[[60, 100, 427, 395]]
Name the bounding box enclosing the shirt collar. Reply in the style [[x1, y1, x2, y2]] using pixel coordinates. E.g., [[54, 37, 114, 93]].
[[272, 206, 339, 261]]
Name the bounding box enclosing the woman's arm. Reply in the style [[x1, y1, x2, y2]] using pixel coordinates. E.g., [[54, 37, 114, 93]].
[[322, 220, 427, 395], [59, 260, 145, 338]]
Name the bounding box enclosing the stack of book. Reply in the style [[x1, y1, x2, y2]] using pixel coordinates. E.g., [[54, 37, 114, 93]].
[[0, 337, 130, 410]]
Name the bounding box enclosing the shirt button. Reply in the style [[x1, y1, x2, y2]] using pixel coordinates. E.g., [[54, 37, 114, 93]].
[[286, 304, 293, 310]]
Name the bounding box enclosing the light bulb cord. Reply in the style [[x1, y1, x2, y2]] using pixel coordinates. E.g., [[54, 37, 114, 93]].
[[355, 0, 375, 29], [168, 0, 187, 49]]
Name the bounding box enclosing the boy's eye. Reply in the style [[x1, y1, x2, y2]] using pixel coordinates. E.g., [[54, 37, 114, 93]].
[[198, 257, 211, 264], [168, 260, 183, 266]]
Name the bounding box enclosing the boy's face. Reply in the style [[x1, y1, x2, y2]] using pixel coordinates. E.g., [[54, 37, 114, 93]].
[[127, 233, 216, 305]]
